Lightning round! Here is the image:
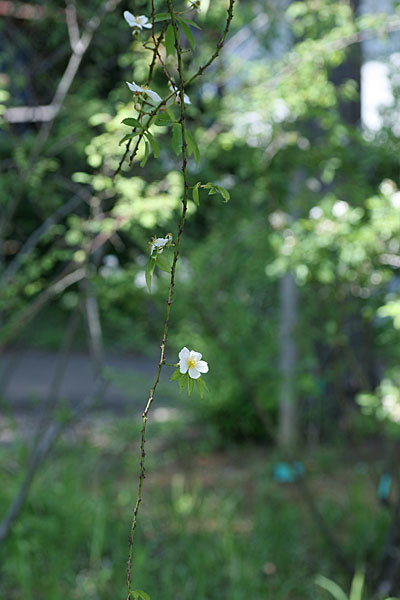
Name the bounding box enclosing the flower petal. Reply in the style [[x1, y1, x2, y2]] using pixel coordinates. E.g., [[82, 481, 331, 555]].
[[143, 23, 153, 28], [191, 351, 202, 361], [123, 10, 137, 27], [179, 347, 190, 361], [196, 360, 208, 373], [126, 81, 143, 93], [188, 367, 201, 379], [145, 89, 162, 103], [179, 361, 188, 374]]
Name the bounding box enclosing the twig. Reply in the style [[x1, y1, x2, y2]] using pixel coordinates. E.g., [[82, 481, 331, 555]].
[[124, 2, 235, 597], [0, 0, 123, 249], [0, 210, 131, 350], [114, 0, 235, 179], [0, 267, 86, 350], [33, 302, 83, 445], [65, 0, 80, 51], [0, 376, 108, 545], [31, 0, 123, 165], [82, 268, 104, 375], [0, 193, 84, 284], [264, 16, 400, 93], [113, 26, 166, 180]]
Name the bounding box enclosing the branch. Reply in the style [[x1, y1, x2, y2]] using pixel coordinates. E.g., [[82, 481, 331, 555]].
[[0, 0, 123, 247], [265, 16, 400, 93], [65, 0, 80, 51], [114, 0, 235, 178], [1, 193, 84, 284], [0, 376, 108, 545], [124, 2, 235, 596], [31, 0, 123, 164], [0, 211, 130, 350]]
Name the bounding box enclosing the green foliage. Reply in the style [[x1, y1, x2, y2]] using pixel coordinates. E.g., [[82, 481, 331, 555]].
[[3, 0, 400, 444], [171, 369, 208, 398], [0, 419, 392, 599], [315, 570, 400, 600]]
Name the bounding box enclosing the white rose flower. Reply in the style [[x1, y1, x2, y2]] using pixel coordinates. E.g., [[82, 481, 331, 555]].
[[145, 89, 162, 104], [126, 81, 162, 104], [150, 234, 172, 255], [126, 81, 144, 94], [178, 347, 209, 380], [124, 11, 152, 30], [168, 81, 191, 105]]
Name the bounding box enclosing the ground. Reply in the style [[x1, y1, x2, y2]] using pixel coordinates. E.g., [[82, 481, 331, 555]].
[[0, 392, 391, 599]]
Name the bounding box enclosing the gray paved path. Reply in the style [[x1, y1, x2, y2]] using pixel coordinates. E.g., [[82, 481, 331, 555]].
[[0, 349, 174, 413]]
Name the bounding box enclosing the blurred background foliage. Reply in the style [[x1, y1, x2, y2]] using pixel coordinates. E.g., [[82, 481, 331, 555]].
[[3, 0, 400, 597]]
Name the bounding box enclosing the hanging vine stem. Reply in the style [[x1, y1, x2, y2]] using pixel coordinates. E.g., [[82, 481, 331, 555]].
[[113, 27, 165, 180], [113, 0, 235, 181], [123, 2, 235, 598]]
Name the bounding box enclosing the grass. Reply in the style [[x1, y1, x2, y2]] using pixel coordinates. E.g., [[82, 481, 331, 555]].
[[0, 412, 392, 600]]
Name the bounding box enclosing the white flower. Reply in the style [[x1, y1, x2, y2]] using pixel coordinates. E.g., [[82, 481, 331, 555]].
[[145, 89, 162, 104], [168, 81, 191, 105], [124, 11, 152, 30], [126, 81, 144, 93], [126, 81, 162, 104], [178, 347, 209, 380], [150, 233, 172, 255]]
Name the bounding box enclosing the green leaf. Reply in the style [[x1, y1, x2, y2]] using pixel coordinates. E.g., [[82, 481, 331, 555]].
[[137, 591, 150, 600], [154, 12, 170, 22], [195, 377, 208, 398], [145, 257, 156, 293], [315, 575, 348, 600], [349, 571, 365, 600], [154, 113, 175, 127], [192, 182, 200, 206], [178, 18, 195, 49], [188, 376, 194, 396], [140, 141, 150, 167], [172, 124, 182, 155], [216, 185, 230, 202], [201, 183, 230, 202], [165, 23, 176, 57], [121, 117, 141, 128], [179, 17, 201, 30], [186, 130, 200, 164], [118, 132, 139, 146], [171, 369, 181, 382], [155, 248, 173, 273], [172, 371, 188, 392], [154, 118, 175, 127], [145, 131, 160, 158]]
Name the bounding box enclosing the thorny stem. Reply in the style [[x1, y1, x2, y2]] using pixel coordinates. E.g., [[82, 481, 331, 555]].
[[151, 0, 175, 87], [113, 27, 165, 180], [114, 0, 235, 181], [124, 2, 235, 597]]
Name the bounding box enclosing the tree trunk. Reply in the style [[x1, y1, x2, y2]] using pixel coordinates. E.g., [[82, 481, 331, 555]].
[[278, 271, 299, 448]]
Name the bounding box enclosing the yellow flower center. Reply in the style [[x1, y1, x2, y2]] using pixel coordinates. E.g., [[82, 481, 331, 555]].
[[187, 357, 197, 369]]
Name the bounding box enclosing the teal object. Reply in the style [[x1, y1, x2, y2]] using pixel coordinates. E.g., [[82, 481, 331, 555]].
[[274, 462, 305, 483], [378, 473, 392, 502]]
